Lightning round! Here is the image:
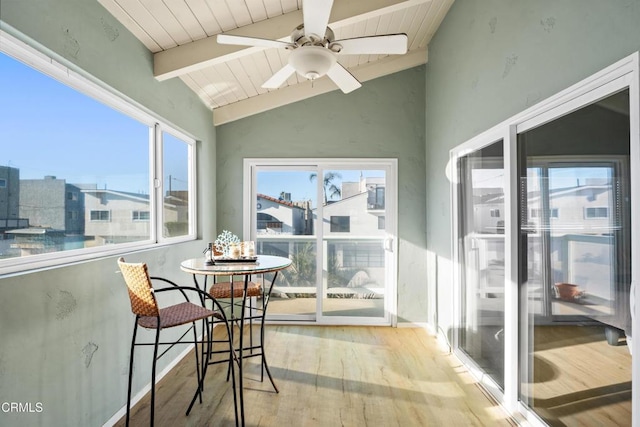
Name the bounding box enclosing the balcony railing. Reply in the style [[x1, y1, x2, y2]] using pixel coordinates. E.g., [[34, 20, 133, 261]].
[[256, 234, 385, 299], [0, 218, 29, 230], [257, 220, 283, 231]]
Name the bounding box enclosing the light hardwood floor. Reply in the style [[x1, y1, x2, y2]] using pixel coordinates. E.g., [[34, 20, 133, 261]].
[[527, 325, 632, 426], [115, 326, 514, 427]]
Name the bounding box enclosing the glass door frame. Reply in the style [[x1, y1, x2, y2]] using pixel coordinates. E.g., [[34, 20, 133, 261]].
[[243, 158, 398, 326], [451, 125, 518, 409], [451, 51, 640, 425]]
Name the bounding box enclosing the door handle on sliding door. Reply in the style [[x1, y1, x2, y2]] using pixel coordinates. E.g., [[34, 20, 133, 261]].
[[384, 236, 394, 252]]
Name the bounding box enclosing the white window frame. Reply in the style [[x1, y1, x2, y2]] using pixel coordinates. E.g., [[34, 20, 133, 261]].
[[0, 29, 197, 275], [451, 52, 640, 425]]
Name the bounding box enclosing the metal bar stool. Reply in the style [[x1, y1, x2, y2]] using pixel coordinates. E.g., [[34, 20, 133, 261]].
[[117, 257, 238, 427]]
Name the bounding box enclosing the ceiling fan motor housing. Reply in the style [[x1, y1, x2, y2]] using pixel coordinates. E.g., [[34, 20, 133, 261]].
[[288, 46, 337, 80], [291, 24, 335, 47]]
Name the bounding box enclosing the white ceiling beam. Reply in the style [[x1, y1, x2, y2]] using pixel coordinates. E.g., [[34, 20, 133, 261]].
[[212, 47, 428, 126], [154, 0, 431, 81]]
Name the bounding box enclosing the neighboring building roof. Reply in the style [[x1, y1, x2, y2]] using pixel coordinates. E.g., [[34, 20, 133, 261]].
[[476, 192, 504, 204], [311, 191, 367, 211], [548, 184, 609, 198], [6, 227, 65, 235], [257, 193, 298, 208], [83, 189, 185, 209], [480, 185, 611, 204], [81, 188, 150, 203]]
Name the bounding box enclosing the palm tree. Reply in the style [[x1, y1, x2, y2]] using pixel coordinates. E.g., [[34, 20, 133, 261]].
[[309, 171, 342, 204]]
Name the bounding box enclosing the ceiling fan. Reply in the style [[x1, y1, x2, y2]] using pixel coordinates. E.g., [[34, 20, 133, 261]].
[[216, 0, 408, 94]]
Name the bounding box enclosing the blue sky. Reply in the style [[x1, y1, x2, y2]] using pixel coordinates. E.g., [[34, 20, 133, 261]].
[[0, 51, 187, 194], [257, 169, 384, 208], [1, 50, 382, 202], [1, 50, 382, 200], [472, 165, 611, 191]]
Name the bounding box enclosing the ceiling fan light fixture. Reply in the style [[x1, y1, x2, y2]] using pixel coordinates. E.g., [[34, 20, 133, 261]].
[[289, 46, 337, 80]]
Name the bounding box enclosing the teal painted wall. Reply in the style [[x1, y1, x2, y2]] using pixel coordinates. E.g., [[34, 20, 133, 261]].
[[216, 66, 428, 324], [425, 0, 640, 343], [0, 1, 215, 426], [6, 0, 636, 424]]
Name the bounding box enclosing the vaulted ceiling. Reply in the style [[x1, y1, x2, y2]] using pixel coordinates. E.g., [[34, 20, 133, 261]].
[[99, 0, 453, 124]]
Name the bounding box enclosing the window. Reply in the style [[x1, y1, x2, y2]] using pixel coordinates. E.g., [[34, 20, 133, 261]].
[[0, 178, 6, 188], [530, 208, 559, 218], [256, 212, 282, 231], [585, 206, 609, 219], [342, 242, 384, 268], [367, 185, 385, 209], [490, 208, 501, 217], [162, 131, 191, 238], [330, 216, 350, 232], [90, 210, 111, 221], [0, 31, 196, 274], [132, 210, 150, 221]]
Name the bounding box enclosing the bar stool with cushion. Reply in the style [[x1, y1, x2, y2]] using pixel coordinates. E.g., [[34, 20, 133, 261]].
[[205, 270, 279, 393], [117, 257, 238, 427], [203, 246, 279, 391]]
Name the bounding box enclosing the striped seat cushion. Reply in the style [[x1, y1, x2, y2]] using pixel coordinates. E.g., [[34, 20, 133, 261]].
[[138, 301, 221, 329], [208, 281, 262, 299]]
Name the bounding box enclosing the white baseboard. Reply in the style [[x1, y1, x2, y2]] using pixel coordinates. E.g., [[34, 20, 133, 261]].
[[396, 321, 432, 331]]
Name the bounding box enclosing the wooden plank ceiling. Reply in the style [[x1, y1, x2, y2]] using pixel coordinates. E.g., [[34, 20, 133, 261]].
[[98, 0, 454, 124]]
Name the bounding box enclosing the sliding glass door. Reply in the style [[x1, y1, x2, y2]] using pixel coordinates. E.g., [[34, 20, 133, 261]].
[[452, 55, 640, 425], [518, 89, 632, 426], [253, 168, 318, 319], [244, 159, 397, 325], [455, 140, 506, 391], [320, 168, 388, 320]]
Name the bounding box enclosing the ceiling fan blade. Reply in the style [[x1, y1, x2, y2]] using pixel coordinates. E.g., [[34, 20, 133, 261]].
[[333, 34, 408, 55], [326, 63, 361, 94], [217, 34, 293, 49], [303, 0, 333, 38], [262, 64, 297, 89]]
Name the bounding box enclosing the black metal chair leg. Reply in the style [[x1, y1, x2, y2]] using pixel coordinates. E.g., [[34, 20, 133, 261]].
[[259, 271, 279, 392], [260, 287, 265, 382], [259, 299, 278, 393], [238, 276, 246, 427], [187, 316, 214, 415], [150, 323, 161, 427], [126, 319, 139, 427], [192, 322, 203, 404], [222, 311, 240, 427]]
